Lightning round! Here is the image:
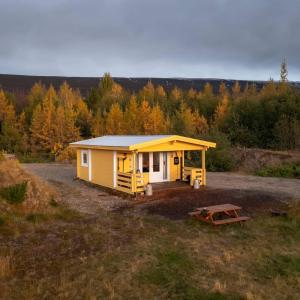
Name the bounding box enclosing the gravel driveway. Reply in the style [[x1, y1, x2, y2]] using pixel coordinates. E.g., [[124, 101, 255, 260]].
[[23, 163, 300, 215], [207, 172, 300, 199], [23, 163, 130, 214]]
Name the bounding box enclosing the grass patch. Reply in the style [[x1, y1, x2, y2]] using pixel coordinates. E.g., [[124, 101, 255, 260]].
[[53, 208, 82, 222], [256, 162, 300, 179], [0, 216, 5, 226], [254, 254, 300, 280], [17, 153, 54, 163], [0, 181, 27, 204], [137, 247, 243, 299], [26, 213, 48, 223]]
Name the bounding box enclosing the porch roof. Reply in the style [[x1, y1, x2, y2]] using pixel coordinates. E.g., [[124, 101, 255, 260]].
[[70, 135, 216, 151]]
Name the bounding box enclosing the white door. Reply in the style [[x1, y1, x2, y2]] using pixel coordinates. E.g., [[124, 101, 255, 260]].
[[149, 152, 168, 183]]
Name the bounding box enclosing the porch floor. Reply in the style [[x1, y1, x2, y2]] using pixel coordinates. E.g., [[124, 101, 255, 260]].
[[151, 181, 191, 191]]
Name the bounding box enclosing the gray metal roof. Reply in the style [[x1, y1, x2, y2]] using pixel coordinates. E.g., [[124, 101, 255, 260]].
[[70, 135, 173, 147]]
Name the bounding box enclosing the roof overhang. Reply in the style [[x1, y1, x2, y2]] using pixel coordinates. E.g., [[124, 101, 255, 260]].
[[129, 135, 216, 151], [70, 135, 216, 151]]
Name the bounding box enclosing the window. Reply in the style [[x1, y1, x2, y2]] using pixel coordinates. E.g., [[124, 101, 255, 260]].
[[142, 153, 149, 172], [153, 152, 160, 172], [81, 150, 88, 167]]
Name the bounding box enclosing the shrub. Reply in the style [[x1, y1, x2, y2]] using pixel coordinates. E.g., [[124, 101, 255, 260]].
[[56, 147, 76, 163], [17, 153, 54, 163], [204, 130, 237, 171], [26, 214, 47, 223], [49, 197, 58, 207], [0, 181, 28, 204], [0, 217, 5, 226], [256, 162, 300, 179]]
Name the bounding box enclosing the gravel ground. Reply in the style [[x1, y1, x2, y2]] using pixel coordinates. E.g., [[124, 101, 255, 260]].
[[207, 172, 300, 199], [23, 163, 131, 214], [23, 163, 300, 215]]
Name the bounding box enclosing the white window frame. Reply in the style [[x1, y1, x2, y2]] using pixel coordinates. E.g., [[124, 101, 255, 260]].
[[81, 150, 89, 167]]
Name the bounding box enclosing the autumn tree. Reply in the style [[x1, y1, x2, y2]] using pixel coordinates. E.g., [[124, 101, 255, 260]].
[[140, 81, 155, 105], [231, 81, 241, 100], [139, 99, 151, 134], [0, 90, 20, 152], [124, 95, 141, 134], [145, 104, 168, 134], [105, 103, 125, 134], [25, 82, 46, 126], [30, 86, 57, 153], [213, 95, 229, 130]]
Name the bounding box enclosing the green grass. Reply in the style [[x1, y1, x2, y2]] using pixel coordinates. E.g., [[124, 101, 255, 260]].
[[0, 181, 28, 204], [137, 247, 243, 300], [253, 254, 300, 280], [17, 153, 54, 163], [26, 213, 48, 223], [1, 203, 300, 299], [0, 216, 5, 226], [256, 162, 300, 179]]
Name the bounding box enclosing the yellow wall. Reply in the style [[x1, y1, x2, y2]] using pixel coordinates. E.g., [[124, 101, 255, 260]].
[[76, 149, 89, 181], [117, 152, 132, 173], [91, 149, 114, 188]]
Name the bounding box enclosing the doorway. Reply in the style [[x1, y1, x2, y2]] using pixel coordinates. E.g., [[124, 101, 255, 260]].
[[149, 152, 168, 183]]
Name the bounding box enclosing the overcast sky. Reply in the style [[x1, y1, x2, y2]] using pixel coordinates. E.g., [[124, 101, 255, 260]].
[[0, 0, 299, 80]]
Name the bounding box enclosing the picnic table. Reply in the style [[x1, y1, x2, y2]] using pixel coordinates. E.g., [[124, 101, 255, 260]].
[[189, 204, 250, 225]]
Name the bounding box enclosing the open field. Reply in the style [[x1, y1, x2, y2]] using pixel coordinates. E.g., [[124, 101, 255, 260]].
[[0, 163, 299, 299]]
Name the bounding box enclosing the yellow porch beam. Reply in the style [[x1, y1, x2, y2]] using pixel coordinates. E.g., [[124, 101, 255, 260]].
[[201, 149, 206, 186]]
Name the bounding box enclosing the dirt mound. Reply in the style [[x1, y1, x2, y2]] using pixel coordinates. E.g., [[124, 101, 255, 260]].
[[0, 159, 59, 213], [234, 148, 300, 172]]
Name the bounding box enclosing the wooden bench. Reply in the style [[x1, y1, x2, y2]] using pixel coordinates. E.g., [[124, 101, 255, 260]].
[[212, 216, 250, 225], [189, 204, 250, 225]]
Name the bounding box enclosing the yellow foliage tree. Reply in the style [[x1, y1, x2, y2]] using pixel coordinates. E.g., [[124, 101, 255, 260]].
[[124, 95, 140, 134], [213, 95, 229, 129], [106, 103, 125, 134], [0, 90, 20, 152], [145, 104, 167, 134]]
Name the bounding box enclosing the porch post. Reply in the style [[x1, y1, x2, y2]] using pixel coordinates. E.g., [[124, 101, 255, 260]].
[[201, 149, 206, 186], [132, 151, 136, 193], [181, 150, 184, 181]]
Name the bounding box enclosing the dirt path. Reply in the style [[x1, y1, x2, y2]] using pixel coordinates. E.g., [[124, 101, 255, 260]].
[[23, 163, 130, 215]]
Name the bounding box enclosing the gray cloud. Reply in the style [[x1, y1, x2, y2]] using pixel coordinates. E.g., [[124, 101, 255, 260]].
[[0, 0, 299, 80]]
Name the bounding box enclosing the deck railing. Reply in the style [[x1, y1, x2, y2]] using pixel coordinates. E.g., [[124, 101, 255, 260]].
[[116, 172, 145, 194], [182, 166, 205, 186]]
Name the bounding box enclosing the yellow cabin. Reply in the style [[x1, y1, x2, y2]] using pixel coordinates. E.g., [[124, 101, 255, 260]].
[[70, 135, 216, 195]]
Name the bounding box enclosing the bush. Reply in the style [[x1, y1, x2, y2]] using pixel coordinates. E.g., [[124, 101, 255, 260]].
[[0, 181, 28, 204], [26, 213, 48, 223], [203, 130, 237, 171], [17, 153, 54, 163], [256, 162, 300, 179], [49, 197, 58, 207], [56, 146, 76, 163]]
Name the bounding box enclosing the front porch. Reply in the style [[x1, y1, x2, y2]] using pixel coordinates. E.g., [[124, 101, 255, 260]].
[[115, 149, 207, 195]]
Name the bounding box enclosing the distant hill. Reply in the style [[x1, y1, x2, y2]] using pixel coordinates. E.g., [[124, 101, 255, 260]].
[[0, 74, 267, 97], [1, 74, 299, 110]]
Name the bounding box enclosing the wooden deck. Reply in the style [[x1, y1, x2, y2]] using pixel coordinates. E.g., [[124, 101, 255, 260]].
[[152, 181, 191, 191]]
